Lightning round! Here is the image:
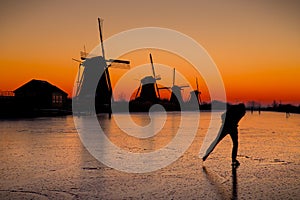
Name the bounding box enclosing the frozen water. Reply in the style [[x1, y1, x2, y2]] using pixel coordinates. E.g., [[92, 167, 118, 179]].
[[0, 112, 299, 199]]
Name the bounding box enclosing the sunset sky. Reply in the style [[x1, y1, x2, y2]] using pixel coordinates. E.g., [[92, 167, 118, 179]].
[[1, 0, 299, 105]]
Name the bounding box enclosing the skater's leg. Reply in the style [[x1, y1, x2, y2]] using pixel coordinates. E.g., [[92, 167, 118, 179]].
[[230, 128, 239, 166], [203, 125, 227, 161]]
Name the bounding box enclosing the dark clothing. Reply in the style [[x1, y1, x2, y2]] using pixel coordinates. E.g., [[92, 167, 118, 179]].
[[203, 103, 246, 162]]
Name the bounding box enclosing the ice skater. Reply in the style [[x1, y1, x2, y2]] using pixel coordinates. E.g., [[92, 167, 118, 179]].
[[202, 103, 246, 167]]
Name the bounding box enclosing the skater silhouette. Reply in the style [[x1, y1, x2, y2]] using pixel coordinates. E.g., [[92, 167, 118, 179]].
[[202, 103, 246, 166]]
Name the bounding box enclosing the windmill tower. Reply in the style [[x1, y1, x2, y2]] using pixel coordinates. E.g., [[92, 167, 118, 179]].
[[136, 53, 161, 102], [73, 18, 130, 117], [189, 77, 202, 109]]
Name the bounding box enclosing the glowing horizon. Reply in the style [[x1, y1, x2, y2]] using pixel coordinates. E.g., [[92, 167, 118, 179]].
[[1, 1, 299, 106]]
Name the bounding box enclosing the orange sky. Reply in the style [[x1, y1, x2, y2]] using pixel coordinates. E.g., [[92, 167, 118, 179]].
[[1, 1, 300, 105]]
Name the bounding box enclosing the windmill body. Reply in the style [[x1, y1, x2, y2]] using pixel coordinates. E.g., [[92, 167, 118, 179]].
[[188, 77, 202, 110], [189, 90, 200, 104], [134, 54, 161, 103], [170, 85, 183, 105], [77, 56, 107, 99], [139, 76, 159, 102]]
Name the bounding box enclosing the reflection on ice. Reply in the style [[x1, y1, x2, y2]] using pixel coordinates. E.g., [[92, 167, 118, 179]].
[[0, 112, 299, 199]]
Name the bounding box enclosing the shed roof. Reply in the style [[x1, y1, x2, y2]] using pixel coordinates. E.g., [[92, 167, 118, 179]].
[[14, 79, 68, 96]]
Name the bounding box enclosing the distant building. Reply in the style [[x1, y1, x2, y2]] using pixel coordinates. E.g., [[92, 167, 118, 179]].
[[14, 79, 68, 110], [0, 91, 15, 97], [0, 91, 16, 116]]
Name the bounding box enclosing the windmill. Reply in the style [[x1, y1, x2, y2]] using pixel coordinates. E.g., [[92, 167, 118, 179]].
[[73, 18, 130, 117], [169, 68, 189, 105], [189, 77, 202, 108], [135, 53, 161, 102]]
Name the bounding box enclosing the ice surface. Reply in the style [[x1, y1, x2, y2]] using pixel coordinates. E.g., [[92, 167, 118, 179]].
[[0, 112, 299, 199]]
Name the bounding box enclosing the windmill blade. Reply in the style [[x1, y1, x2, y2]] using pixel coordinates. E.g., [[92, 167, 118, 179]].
[[107, 59, 130, 64], [179, 85, 189, 89], [158, 87, 171, 90], [98, 17, 114, 105], [107, 59, 130, 69], [149, 53, 161, 98], [80, 45, 87, 60], [76, 63, 81, 93], [149, 53, 156, 78], [155, 81, 161, 98], [80, 51, 87, 60], [196, 77, 199, 91], [73, 46, 88, 63], [104, 68, 114, 103], [155, 84, 161, 99], [72, 58, 82, 63], [198, 92, 202, 105], [76, 64, 85, 97], [108, 63, 130, 69], [135, 83, 142, 99], [155, 75, 161, 80], [98, 17, 106, 60], [173, 68, 175, 87]]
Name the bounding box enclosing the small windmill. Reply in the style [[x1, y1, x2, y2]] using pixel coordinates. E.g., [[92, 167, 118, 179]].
[[135, 53, 161, 102], [73, 18, 130, 117], [189, 77, 202, 108], [169, 68, 189, 104]]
